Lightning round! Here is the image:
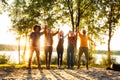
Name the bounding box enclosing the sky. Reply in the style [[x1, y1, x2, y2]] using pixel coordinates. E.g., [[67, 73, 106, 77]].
[[0, 12, 17, 45], [96, 28, 120, 50]]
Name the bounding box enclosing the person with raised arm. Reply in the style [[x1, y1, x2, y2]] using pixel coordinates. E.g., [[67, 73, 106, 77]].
[[57, 30, 68, 69], [77, 29, 95, 70], [67, 31, 76, 69], [44, 25, 59, 69], [28, 24, 44, 69]]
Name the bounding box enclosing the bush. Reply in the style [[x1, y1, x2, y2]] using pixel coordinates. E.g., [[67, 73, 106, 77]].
[[0, 54, 10, 64], [51, 57, 57, 65]]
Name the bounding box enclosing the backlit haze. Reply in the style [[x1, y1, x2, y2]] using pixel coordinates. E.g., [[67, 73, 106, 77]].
[[0, 12, 120, 50]]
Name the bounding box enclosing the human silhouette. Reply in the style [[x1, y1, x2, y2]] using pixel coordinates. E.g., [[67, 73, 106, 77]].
[[77, 29, 95, 70], [67, 31, 76, 69], [44, 25, 59, 69], [57, 31, 68, 69], [28, 24, 44, 69]]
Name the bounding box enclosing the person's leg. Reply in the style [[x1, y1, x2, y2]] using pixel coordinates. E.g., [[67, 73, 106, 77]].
[[67, 47, 70, 68], [57, 47, 60, 67], [45, 46, 48, 68], [78, 47, 84, 68], [48, 46, 52, 69], [28, 48, 34, 68], [59, 53, 62, 68], [60, 48, 63, 66], [84, 47, 89, 70], [35, 48, 41, 68], [57, 52, 60, 67], [59, 47, 63, 67], [71, 48, 74, 68]]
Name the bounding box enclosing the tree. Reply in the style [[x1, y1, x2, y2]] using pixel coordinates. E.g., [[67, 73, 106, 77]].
[[63, 0, 99, 65], [0, 0, 8, 14], [8, 0, 120, 66], [93, 0, 120, 67], [9, 0, 61, 63], [9, 0, 38, 63]]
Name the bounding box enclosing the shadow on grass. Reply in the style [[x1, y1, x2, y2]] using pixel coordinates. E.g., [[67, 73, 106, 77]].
[[0, 66, 15, 79], [64, 69, 89, 80], [27, 69, 32, 80], [39, 69, 48, 80], [49, 69, 66, 80]]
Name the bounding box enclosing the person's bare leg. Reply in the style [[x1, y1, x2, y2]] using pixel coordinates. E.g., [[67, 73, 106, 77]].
[[28, 48, 34, 69], [35, 49, 41, 69]]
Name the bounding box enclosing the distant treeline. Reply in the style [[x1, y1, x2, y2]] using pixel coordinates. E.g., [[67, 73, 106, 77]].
[[0, 44, 120, 55], [97, 50, 120, 55], [0, 44, 23, 51]]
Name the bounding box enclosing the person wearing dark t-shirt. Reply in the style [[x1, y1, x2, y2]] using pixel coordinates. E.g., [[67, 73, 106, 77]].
[[67, 31, 76, 69], [57, 31, 68, 69]]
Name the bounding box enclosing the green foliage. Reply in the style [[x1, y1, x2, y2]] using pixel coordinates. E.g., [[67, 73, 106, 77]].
[[99, 54, 117, 68], [89, 55, 96, 65], [40, 53, 46, 65], [63, 55, 67, 65], [51, 56, 57, 65], [3, 0, 120, 68], [0, 54, 10, 64], [0, 44, 17, 51], [31, 56, 40, 65], [0, 0, 8, 14], [99, 56, 110, 68]]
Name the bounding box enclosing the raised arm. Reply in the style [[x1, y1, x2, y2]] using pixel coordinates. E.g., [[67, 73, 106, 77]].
[[88, 37, 96, 46], [52, 29, 59, 36], [64, 32, 69, 38], [40, 28, 45, 35], [77, 30, 82, 37]]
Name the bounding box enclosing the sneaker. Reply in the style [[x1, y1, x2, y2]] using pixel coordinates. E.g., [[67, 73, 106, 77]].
[[86, 65, 89, 70], [58, 66, 60, 69], [77, 65, 80, 69], [27, 67, 31, 70], [67, 66, 70, 69], [86, 67, 89, 70], [47, 66, 50, 69], [71, 67, 74, 70], [58, 66, 62, 69], [77, 67, 80, 69], [38, 66, 42, 70]]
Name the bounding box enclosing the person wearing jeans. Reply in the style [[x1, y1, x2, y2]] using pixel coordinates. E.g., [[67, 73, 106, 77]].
[[67, 31, 76, 69]]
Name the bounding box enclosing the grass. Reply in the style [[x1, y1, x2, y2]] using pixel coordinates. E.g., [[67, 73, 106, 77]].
[[0, 64, 106, 70]]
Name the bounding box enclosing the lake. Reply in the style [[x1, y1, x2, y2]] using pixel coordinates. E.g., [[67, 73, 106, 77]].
[[0, 50, 57, 64], [0, 50, 120, 64]]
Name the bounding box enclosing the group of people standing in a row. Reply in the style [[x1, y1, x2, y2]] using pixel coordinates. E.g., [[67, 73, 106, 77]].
[[28, 24, 95, 70]]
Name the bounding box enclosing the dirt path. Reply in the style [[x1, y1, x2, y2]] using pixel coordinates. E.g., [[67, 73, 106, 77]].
[[0, 68, 120, 80]]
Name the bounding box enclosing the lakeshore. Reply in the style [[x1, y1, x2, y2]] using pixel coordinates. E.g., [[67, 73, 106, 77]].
[[0, 50, 120, 64]]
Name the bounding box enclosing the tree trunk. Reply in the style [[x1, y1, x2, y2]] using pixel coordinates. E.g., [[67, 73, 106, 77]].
[[74, 1, 81, 65], [67, 0, 74, 31], [108, 24, 112, 67], [22, 33, 28, 63], [18, 36, 21, 64], [107, 2, 113, 67]]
